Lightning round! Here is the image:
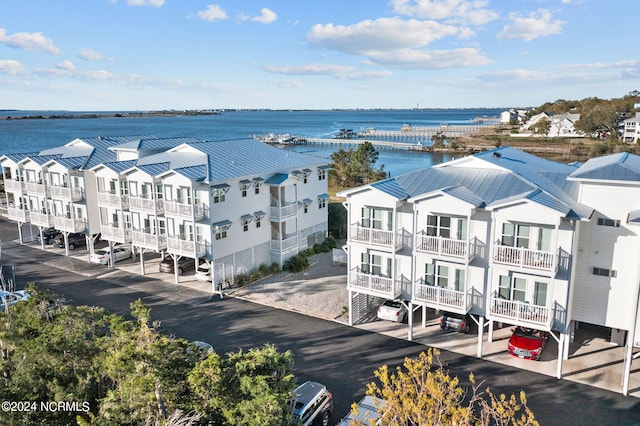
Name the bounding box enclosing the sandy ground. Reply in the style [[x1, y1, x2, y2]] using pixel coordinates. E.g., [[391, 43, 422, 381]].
[[229, 252, 350, 322]]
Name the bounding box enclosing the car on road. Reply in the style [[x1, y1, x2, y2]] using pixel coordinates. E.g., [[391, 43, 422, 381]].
[[159, 255, 196, 275], [377, 299, 407, 323], [290, 381, 333, 426], [508, 327, 549, 361], [53, 232, 87, 250], [337, 395, 385, 425], [90, 246, 133, 265], [195, 262, 212, 282], [439, 311, 470, 333], [0, 290, 30, 310], [36, 227, 61, 245]]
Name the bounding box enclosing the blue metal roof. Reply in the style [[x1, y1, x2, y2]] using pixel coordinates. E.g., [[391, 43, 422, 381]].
[[136, 162, 171, 176], [370, 179, 411, 200], [170, 165, 207, 181], [97, 160, 137, 173], [569, 152, 640, 181], [265, 173, 288, 185]]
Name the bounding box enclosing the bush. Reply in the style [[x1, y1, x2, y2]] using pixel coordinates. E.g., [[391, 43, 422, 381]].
[[283, 254, 309, 273], [258, 263, 271, 276], [270, 262, 280, 274]]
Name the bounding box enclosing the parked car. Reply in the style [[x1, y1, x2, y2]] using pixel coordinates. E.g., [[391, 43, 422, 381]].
[[377, 299, 407, 323], [337, 395, 385, 426], [53, 232, 87, 250], [508, 327, 549, 361], [36, 227, 61, 245], [440, 311, 470, 334], [290, 381, 333, 426], [90, 246, 133, 265], [0, 290, 30, 310], [159, 255, 196, 275], [195, 262, 212, 282], [192, 340, 215, 354]]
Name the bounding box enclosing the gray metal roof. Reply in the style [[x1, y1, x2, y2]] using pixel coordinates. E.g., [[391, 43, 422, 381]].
[[170, 165, 207, 181], [569, 152, 640, 182]]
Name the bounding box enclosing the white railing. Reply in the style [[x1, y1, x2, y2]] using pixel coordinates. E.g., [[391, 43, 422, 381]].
[[416, 234, 470, 258], [25, 181, 47, 196], [348, 269, 399, 299], [97, 191, 130, 208], [413, 283, 468, 310], [100, 224, 132, 243], [164, 201, 205, 220], [7, 207, 29, 222], [52, 216, 86, 233], [129, 196, 164, 213], [132, 230, 167, 250], [4, 179, 24, 192], [29, 211, 53, 227], [493, 244, 555, 271], [271, 234, 298, 251], [49, 185, 84, 202], [270, 202, 298, 220], [167, 237, 209, 258], [349, 224, 402, 249], [490, 297, 552, 328]]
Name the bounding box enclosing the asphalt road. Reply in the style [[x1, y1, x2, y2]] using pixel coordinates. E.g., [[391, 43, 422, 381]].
[[2, 219, 640, 425]]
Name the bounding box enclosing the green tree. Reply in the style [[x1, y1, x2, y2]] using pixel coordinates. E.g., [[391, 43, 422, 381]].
[[329, 142, 386, 191], [189, 344, 296, 425], [529, 117, 551, 138], [365, 348, 538, 426]]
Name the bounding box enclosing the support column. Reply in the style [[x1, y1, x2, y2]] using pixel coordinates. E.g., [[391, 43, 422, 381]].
[[488, 319, 494, 343], [477, 316, 484, 358], [408, 301, 413, 342], [348, 290, 353, 327], [556, 333, 564, 379]]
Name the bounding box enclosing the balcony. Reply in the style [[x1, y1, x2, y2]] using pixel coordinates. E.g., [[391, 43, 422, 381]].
[[348, 269, 401, 299], [132, 230, 167, 251], [129, 195, 163, 214], [7, 207, 29, 222], [25, 181, 48, 196], [52, 216, 86, 233], [100, 224, 132, 244], [271, 233, 298, 251], [98, 191, 130, 209], [49, 185, 84, 202], [164, 200, 205, 220], [413, 282, 471, 313], [493, 244, 555, 272], [167, 237, 209, 258], [29, 211, 53, 228], [4, 178, 24, 193], [490, 297, 553, 330], [416, 233, 473, 260], [270, 202, 298, 220], [349, 224, 403, 251]]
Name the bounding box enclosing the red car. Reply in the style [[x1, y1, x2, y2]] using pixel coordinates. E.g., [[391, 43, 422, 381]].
[[508, 327, 549, 361]]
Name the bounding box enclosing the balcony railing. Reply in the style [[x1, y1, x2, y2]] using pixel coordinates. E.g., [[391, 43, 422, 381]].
[[4, 179, 24, 193], [49, 185, 84, 202], [25, 181, 47, 196], [349, 224, 402, 250], [98, 191, 130, 209], [413, 282, 470, 312], [29, 211, 53, 228], [164, 201, 205, 220], [493, 244, 555, 271], [100, 224, 132, 244], [7, 207, 29, 222], [270, 202, 298, 220], [132, 230, 167, 251], [52, 216, 86, 233], [271, 234, 298, 251], [490, 297, 552, 329], [129, 196, 163, 214], [416, 233, 472, 259], [348, 269, 401, 299], [167, 237, 209, 258]]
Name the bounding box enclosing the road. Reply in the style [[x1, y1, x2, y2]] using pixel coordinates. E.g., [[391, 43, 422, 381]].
[[1, 219, 640, 425]]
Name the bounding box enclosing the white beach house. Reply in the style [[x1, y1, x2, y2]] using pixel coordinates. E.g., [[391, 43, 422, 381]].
[[338, 146, 640, 393], [1, 136, 329, 289]]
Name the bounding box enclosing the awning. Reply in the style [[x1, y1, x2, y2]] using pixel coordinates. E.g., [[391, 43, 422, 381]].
[[628, 210, 640, 224], [302, 198, 313, 206], [239, 179, 252, 189], [213, 220, 232, 230], [254, 210, 266, 218], [241, 214, 253, 223], [265, 173, 288, 186], [212, 183, 230, 193], [318, 193, 330, 200]]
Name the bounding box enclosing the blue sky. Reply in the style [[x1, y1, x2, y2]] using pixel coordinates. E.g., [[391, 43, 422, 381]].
[[1, 0, 638, 111]]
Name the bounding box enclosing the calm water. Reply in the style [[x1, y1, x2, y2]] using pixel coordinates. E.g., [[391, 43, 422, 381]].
[[0, 109, 502, 177]]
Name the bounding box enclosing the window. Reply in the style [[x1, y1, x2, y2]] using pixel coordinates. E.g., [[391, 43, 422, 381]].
[[243, 222, 249, 232], [537, 227, 552, 252], [424, 264, 448, 287], [534, 282, 547, 306], [361, 253, 390, 276], [501, 223, 530, 248], [303, 205, 308, 214], [597, 218, 620, 227], [240, 180, 252, 197], [454, 269, 465, 292], [215, 227, 227, 240], [362, 207, 391, 230], [241, 215, 252, 232], [213, 188, 225, 203], [256, 216, 262, 228], [593, 267, 617, 278], [253, 178, 264, 194], [318, 197, 326, 209], [318, 168, 326, 180], [427, 215, 451, 238], [498, 275, 527, 301]]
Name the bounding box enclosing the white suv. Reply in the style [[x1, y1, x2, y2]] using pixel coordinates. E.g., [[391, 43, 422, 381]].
[[290, 381, 333, 426]]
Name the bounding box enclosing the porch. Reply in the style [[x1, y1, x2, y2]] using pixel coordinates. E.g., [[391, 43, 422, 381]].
[[348, 269, 402, 299], [349, 224, 403, 251], [489, 297, 553, 330]]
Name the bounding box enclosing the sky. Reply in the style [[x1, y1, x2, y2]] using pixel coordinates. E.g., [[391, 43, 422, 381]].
[[0, 0, 638, 111]]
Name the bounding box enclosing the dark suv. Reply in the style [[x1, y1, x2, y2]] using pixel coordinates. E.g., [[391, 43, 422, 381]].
[[440, 311, 470, 334], [36, 227, 61, 245], [290, 381, 333, 426], [53, 232, 87, 250], [159, 255, 196, 275]]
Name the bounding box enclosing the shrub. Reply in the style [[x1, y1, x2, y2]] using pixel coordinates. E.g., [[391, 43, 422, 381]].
[[258, 263, 271, 276], [270, 262, 281, 274]]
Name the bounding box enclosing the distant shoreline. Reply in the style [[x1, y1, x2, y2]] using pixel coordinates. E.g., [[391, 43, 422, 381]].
[[0, 110, 224, 120]]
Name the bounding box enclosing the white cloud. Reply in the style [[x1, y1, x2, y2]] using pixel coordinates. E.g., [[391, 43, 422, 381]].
[[264, 63, 353, 76], [197, 5, 228, 22], [270, 79, 303, 89], [0, 28, 60, 54], [497, 9, 564, 42], [251, 8, 277, 24], [0, 59, 25, 75], [368, 47, 492, 69], [78, 48, 109, 61], [56, 60, 75, 71], [308, 17, 459, 55], [390, 0, 499, 25], [337, 70, 393, 80], [127, 0, 165, 7]]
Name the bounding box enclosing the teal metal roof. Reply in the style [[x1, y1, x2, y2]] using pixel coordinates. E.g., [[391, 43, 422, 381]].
[[265, 173, 288, 185]]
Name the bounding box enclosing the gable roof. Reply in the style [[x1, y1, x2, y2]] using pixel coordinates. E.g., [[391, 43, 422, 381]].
[[569, 152, 640, 182]]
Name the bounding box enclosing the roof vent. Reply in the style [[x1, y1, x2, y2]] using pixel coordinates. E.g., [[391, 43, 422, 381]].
[[493, 152, 502, 158], [231, 160, 236, 165]]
